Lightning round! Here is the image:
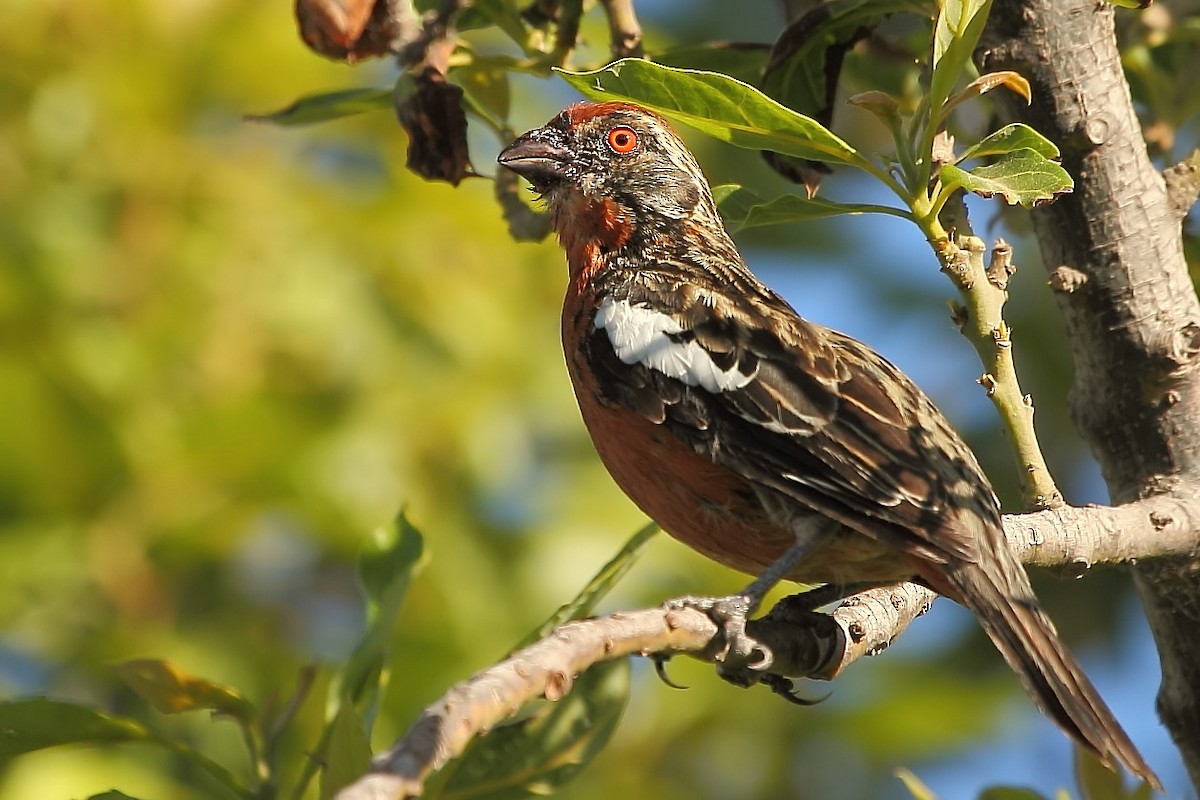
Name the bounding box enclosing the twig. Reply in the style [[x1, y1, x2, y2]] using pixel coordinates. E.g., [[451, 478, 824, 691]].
[[599, 0, 644, 59], [935, 192, 1063, 510], [335, 497, 1200, 800], [397, 0, 472, 69]]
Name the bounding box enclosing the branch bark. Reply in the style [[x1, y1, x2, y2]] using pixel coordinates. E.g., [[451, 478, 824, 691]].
[[979, 0, 1200, 788], [336, 498, 1200, 800]]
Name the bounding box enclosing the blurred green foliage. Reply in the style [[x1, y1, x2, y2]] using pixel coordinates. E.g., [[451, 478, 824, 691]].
[[0, 1, 1176, 799]]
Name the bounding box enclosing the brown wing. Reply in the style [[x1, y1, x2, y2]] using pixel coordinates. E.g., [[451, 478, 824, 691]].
[[585, 282, 999, 567]]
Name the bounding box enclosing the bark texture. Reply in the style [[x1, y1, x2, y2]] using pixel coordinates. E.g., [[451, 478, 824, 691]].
[[978, 0, 1200, 786]]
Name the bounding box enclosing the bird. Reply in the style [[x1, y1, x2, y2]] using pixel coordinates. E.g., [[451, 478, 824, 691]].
[[497, 100, 1159, 789]]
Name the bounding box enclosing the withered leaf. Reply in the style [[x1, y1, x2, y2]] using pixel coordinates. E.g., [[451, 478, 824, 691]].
[[295, 0, 408, 63], [758, 1, 883, 194], [395, 67, 475, 186]]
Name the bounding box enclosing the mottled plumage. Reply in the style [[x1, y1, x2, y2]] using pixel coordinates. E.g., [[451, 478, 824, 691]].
[[498, 101, 1158, 789]]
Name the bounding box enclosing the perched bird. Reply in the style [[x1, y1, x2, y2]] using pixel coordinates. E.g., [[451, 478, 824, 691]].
[[497, 101, 1158, 788]]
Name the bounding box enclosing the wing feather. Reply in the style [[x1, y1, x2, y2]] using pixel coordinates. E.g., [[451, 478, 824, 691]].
[[586, 280, 997, 566]]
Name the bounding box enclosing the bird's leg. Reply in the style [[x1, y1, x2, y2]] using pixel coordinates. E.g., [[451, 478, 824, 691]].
[[663, 523, 837, 673], [772, 580, 889, 613]]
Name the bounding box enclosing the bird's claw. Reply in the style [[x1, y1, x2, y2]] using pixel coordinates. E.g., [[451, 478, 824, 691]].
[[761, 674, 831, 706], [651, 655, 689, 689], [663, 593, 773, 672]]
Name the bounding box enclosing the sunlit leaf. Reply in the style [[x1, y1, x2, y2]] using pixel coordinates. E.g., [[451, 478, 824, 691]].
[[943, 71, 1031, 115], [246, 87, 393, 126], [940, 148, 1072, 206], [713, 184, 911, 232], [0, 698, 151, 759], [557, 59, 862, 165], [320, 706, 372, 800], [435, 658, 631, 800], [115, 659, 255, 723], [895, 767, 938, 800], [957, 123, 1061, 163], [930, 0, 994, 114], [1102, 0, 1151, 7]]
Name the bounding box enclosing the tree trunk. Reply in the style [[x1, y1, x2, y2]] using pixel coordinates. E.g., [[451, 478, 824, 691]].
[[978, 0, 1200, 787]]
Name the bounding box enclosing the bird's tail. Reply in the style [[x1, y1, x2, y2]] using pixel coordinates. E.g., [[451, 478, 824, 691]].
[[941, 550, 1161, 792]]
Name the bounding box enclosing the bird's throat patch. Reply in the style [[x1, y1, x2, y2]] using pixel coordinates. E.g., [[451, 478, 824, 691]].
[[555, 194, 633, 290]]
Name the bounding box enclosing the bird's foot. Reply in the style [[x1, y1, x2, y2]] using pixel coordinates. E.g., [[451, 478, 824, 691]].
[[663, 593, 773, 672]]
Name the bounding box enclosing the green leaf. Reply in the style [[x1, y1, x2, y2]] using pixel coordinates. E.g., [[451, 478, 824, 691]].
[[435, 658, 631, 800], [557, 59, 863, 166], [0, 698, 152, 759], [760, 0, 893, 122], [930, 0, 994, 114], [712, 184, 765, 229], [320, 706, 373, 800], [713, 184, 911, 232], [939, 148, 1073, 206], [1102, 0, 1151, 7], [358, 508, 426, 608], [977, 789, 1051, 800], [245, 88, 393, 126], [895, 767, 938, 800], [652, 43, 773, 86], [291, 512, 427, 800], [115, 659, 255, 723], [87, 792, 146, 800], [957, 123, 1061, 163], [335, 510, 426, 714], [0, 698, 254, 799], [518, 522, 658, 648]]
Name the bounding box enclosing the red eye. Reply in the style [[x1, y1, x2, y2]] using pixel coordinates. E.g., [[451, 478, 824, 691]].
[[606, 126, 638, 154]]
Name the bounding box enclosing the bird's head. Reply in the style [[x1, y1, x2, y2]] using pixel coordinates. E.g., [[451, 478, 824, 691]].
[[498, 102, 725, 255]]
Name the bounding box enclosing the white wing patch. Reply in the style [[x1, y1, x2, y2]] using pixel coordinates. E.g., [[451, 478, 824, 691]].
[[594, 296, 754, 393]]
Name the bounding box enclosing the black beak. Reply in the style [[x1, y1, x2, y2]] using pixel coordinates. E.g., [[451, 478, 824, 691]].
[[497, 127, 571, 188]]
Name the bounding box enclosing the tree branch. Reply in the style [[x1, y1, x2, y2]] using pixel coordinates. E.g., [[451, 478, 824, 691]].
[[336, 498, 1200, 800], [980, 1, 1200, 788], [599, 0, 644, 59]]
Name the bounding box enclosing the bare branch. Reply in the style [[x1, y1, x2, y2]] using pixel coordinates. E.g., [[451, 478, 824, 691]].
[[599, 0, 644, 59], [980, 2, 1200, 785], [336, 498, 1200, 800], [397, 0, 470, 69], [1004, 498, 1200, 570]]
